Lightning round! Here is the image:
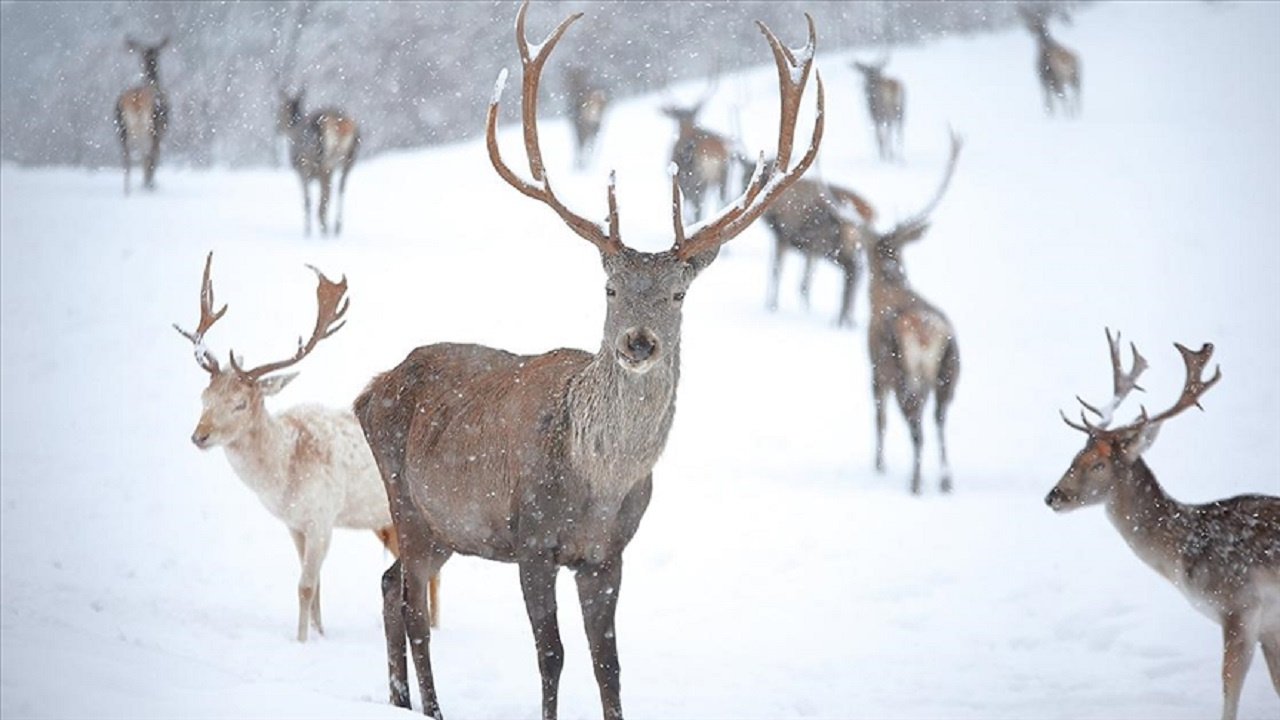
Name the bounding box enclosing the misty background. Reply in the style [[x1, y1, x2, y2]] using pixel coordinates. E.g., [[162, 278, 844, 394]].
[[0, 0, 1088, 169]]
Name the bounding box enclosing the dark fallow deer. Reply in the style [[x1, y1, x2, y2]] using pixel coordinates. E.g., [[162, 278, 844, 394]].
[[353, 2, 823, 717], [1047, 329, 1280, 720], [847, 131, 963, 494], [759, 167, 876, 328], [566, 65, 609, 170], [278, 89, 360, 236], [174, 253, 439, 641], [852, 58, 904, 162], [1019, 6, 1081, 117], [115, 36, 170, 195], [660, 93, 742, 224]]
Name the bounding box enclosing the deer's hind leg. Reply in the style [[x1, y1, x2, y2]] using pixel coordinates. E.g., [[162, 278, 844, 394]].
[[934, 338, 960, 493], [317, 172, 333, 236], [1260, 627, 1280, 695], [400, 533, 451, 718]]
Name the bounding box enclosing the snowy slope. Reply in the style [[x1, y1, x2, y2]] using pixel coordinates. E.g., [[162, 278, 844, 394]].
[[2, 2, 1278, 719]]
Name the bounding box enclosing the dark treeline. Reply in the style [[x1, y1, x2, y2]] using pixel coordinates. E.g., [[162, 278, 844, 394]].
[[0, 1, 1087, 168]]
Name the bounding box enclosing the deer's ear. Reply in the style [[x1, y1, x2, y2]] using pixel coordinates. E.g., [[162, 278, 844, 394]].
[[683, 245, 721, 277], [257, 372, 299, 397], [1120, 423, 1161, 463], [891, 222, 931, 247]]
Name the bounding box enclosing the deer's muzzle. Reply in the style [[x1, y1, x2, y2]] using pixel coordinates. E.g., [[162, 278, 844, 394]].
[[616, 328, 659, 372]]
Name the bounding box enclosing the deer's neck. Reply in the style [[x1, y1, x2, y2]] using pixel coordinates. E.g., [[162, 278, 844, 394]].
[[1103, 459, 1194, 585], [222, 410, 295, 511], [867, 258, 913, 309], [565, 344, 681, 506]]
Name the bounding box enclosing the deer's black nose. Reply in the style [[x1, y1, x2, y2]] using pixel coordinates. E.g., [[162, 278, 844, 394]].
[[625, 331, 655, 361]]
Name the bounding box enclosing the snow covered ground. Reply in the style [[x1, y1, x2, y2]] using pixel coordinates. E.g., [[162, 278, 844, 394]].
[[2, 2, 1278, 718]]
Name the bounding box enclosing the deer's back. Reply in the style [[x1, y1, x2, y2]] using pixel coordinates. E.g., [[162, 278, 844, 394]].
[[355, 342, 593, 559]]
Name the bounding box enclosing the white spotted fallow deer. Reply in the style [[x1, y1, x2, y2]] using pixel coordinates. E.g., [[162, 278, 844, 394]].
[[845, 131, 963, 494], [852, 58, 904, 162], [353, 2, 823, 717], [174, 252, 439, 642], [115, 36, 170, 195], [278, 89, 360, 236], [1046, 328, 1280, 720], [566, 65, 609, 170], [1019, 5, 1081, 117]]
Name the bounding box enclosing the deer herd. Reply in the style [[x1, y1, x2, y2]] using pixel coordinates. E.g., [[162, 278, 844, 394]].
[[159, 2, 1277, 719]]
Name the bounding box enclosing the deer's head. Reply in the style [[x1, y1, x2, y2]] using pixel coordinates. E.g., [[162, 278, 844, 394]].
[[852, 59, 889, 85], [174, 252, 349, 449], [277, 88, 305, 133], [126, 36, 169, 84], [1046, 329, 1221, 512], [488, 1, 824, 375]]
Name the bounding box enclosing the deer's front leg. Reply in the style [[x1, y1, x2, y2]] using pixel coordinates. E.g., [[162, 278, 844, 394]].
[[297, 528, 331, 641], [576, 559, 624, 720], [520, 559, 564, 720]]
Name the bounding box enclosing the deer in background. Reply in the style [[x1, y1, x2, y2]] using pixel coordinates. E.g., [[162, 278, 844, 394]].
[[566, 65, 609, 169], [1019, 6, 1081, 117], [852, 58, 904, 162], [755, 162, 876, 328], [174, 252, 439, 642], [115, 36, 169, 195], [847, 132, 963, 494], [278, 88, 360, 236], [660, 89, 743, 223], [354, 2, 822, 717], [1047, 329, 1280, 720]]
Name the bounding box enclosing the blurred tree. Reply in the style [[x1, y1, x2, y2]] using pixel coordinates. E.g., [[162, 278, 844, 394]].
[[0, 0, 1089, 168]]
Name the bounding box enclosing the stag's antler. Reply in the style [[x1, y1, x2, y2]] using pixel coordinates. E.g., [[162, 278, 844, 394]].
[[486, 0, 823, 261], [674, 14, 825, 260], [229, 265, 349, 380], [1062, 328, 1220, 436], [173, 251, 228, 374], [486, 1, 622, 255]]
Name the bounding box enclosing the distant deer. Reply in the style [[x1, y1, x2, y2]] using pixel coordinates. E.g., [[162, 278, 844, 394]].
[[660, 90, 742, 224], [1047, 329, 1279, 720], [852, 58, 904, 162], [1019, 6, 1081, 117], [174, 252, 439, 642], [847, 132, 963, 493], [115, 36, 169, 195], [566, 65, 609, 169], [756, 163, 876, 328], [353, 2, 823, 717], [277, 89, 360, 236]]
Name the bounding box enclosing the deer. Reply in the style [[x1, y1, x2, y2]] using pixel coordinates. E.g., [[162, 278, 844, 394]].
[[1046, 329, 1280, 720], [566, 65, 609, 170], [851, 58, 905, 162], [660, 90, 743, 224], [1019, 6, 1081, 117], [757, 168, 876, 328], [843, 131, 963, 494], [352, 2, 823, 717], [277, 88, 360, 237], [115, 36, 169, 195], [174, 252, 439, 642]]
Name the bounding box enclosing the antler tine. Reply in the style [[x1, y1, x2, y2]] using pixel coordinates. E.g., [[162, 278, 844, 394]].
[[1143, 341, 1222, 426], [675, 13, 824, 260], [172, 251, 228, 374], [230, 264, 349, 381], [485, 0, 622, 255], [1076, 327, 1148, 427], [891, 128, 965, 238]]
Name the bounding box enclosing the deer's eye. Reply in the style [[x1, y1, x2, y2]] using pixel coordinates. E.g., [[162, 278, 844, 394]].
[[234, 401, 248, 412], [605, 287, 617, 297], [672, 292, 685, 302], [1090, 461, 1105, 472]]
